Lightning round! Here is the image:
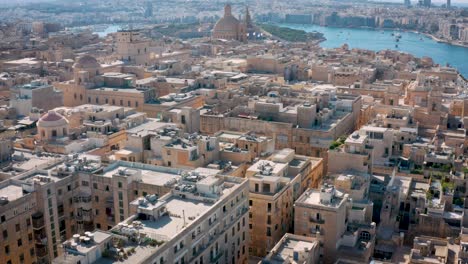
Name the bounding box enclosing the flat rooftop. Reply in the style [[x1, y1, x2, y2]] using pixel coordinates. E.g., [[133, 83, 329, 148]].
[[138, 196, 212, 241], [11, 150, 61, 171], [296, 188, 347, 209], [102, 166, 180, 187], [126, 121, 173, 137], [0, 184, 24, 203], [90, 87, 145, 94], [266, 235, 318, 264]]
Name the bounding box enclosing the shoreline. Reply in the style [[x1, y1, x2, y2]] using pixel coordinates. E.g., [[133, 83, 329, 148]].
[[422, 33, 468, 48], [279, 23, 468, 49], [275, 23, 467, 79]]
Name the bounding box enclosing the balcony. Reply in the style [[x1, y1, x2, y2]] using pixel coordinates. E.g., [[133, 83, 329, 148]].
[[74, 195, 92, 203], [32, 213, 45, 229], [34, 230, 48, 244]]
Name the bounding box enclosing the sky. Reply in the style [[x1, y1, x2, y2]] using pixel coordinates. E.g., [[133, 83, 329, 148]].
[[0, 0, 467, 6]]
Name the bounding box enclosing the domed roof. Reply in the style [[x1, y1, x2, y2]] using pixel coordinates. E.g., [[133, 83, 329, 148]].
[[213, 4, 240, 35], [74, 55, 100, 69], [38, 110, 68, 127], [214, 15, 240, 33]]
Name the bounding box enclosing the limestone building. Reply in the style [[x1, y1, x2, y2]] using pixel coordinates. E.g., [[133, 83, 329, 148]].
[[247, 149, 323, 257], [212, 4, 248, 42], [54, 172, 250, 264]]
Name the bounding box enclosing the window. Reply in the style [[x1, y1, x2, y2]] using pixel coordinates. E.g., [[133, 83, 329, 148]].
[[249, 200, 252, 206], [0, 215, 4, 222], [5, 245, 10, 254], [16, 223, 20, 232], [118, 182, 122, 188], [3, 230, 8, 239], [82, 181, 89, 186], [28, 233, 32, 242], [93, 183, 98, 189], [266, 227, 271, 237], [30, 248, 34, 256], [17, 239, 22, 247], [95, 196, 99, 202], [360, 231, 371, 241]]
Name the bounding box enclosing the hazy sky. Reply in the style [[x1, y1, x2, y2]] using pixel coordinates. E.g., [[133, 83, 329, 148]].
[[0, 0, 467, 6]]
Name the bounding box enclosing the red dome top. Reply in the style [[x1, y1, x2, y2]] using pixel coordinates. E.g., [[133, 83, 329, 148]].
[[40, 111, 65, 122]]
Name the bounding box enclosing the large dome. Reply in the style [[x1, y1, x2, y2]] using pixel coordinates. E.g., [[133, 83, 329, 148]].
[[74, 55, 100, 69], [37, 110, 69, 128], [213, 4, 242, 39], [213, 15, 240, 34]]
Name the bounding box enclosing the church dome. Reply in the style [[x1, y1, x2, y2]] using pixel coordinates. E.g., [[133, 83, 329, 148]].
[[214, 15, 240, 34], [213, 4, 241, 38], [74, 55, 100, 69], [37, 110, 69, 128]]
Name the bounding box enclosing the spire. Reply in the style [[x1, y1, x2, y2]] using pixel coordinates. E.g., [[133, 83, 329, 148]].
[[245, 6, 251, 23]]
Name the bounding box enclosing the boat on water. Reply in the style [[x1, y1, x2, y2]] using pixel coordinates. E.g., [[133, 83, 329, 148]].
[[395, 44, 398, 48], [395, 38, 399, 42]]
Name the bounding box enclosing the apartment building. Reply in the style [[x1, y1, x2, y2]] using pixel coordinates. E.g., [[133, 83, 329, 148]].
[[54, 173, 250, 264], [409, 236, 449, 264], [1, 152, 233, 264], [54, 56, 203, 118], [10, 79, 63, 116], [294, 184, 375, 264], [260, 233, 320, 264], [247, 148, 323, 257], [200, 91, 362, 174]]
